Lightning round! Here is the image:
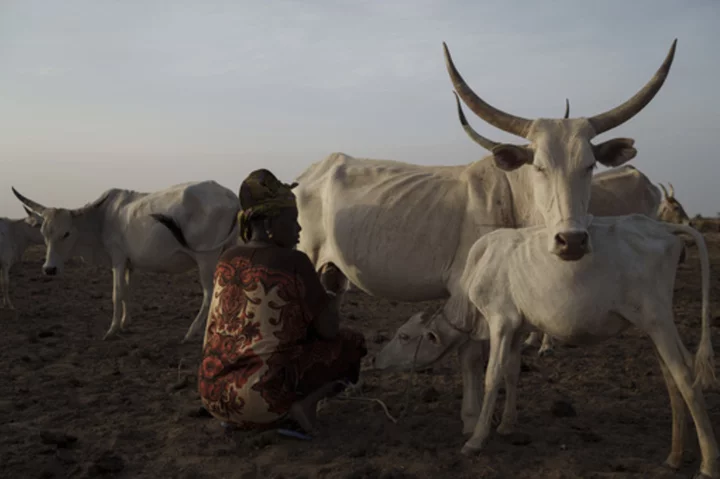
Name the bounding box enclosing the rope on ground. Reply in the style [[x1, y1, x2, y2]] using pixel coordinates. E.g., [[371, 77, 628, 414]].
[[333, 396, 398, 424], [400, 331, 424, 419]]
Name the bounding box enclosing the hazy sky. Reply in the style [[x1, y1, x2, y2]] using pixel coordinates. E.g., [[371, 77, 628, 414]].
[[1, 0, 718, 217]]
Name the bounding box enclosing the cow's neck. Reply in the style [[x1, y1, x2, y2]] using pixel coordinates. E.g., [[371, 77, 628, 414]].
[[502, 166, 543, 228], [72, 208, 111, 264]]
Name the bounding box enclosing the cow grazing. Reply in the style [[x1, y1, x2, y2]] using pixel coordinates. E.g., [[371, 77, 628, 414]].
[[658, 182, 690, 224], [0, 207, 44, 310], [374, 214, 717, 478], [296, 40, 677, 358], [11, 181, 239, 342]]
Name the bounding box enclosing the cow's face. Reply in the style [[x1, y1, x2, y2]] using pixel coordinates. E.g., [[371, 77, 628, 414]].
[[657, 183, 690, 225], [11, 188, 78, 276], [38, 208, 79, 276], [492, 120, 637, 260], [371, 311, 467, 371], [444, 39, 677, 261]]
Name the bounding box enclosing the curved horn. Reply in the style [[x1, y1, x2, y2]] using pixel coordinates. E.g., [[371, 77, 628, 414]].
[[443, 42, 532, 138], [588, 39, 678, 135], [564, 98, 570, 119], [71, 191, 111, 217], [659, 183, 669, 199], [11, 187, 46, 215], [452, 91, 500, 151], [668, 182, 675, 197]]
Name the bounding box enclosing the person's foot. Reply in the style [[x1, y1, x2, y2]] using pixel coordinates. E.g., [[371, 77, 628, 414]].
[[289, 402, 318, 435]]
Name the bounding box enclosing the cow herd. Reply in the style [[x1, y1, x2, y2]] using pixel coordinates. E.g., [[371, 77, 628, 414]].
[[2, 39, 717, 477]]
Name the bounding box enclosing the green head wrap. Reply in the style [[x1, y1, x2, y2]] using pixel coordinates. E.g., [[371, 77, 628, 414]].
[[238, 169, 298, 242]]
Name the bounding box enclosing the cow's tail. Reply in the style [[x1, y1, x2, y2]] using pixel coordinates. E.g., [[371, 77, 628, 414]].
[[150, 212, 239, 254], [665, 222, 716, 389]]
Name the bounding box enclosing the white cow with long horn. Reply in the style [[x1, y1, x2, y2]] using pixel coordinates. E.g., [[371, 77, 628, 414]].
[[11, 182, 239, 342], [295, 40, 678, 357]]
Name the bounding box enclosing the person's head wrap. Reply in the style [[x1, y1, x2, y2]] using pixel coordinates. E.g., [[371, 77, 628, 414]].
[[238, 169, 298, 242]]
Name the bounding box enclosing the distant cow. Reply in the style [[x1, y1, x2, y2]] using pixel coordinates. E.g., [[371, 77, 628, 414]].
[[11, 181, 239, 342], [0, 207, 44, 310], [657, 182, 690, 224], [374, 214, 717, 478]]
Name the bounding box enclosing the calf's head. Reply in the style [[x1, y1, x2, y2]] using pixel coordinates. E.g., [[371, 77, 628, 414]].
[[372, 310, 468, 371], [445, 39, 677, 261]]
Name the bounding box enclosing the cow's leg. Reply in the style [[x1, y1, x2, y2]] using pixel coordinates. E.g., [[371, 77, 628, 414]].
[[497, 333, 524, 435], [647, 313, 719, 478], [462, 316, 518, 455], [523, 332, 541, 349], [103, 262, 128, 340], [120, 268, 132, 331], [319, 263, 349, 296], [524, 332, 554, 356], [538, 333, 555, 356], [654, 348, 689, 470], [0, 265, 11, 309], [458, 339, 486, 435], [182, 253, 217, 343]]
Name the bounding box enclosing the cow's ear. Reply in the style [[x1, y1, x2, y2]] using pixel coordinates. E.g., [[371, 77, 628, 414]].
[[593, 138, 637, 167], [491, 144, 533, 171], [289, 182, 299, 190]]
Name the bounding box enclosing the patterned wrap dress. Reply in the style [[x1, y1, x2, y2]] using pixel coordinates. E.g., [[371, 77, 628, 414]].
[[198, 245, 367, 429]]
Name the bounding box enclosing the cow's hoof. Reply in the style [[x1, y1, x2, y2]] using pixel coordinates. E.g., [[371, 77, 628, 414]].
[[538, 347, 555, 357], [102, 330, 119, 341], [460, 442, 483, 456], [496, 422, 515, 436], [663, 453, 682, 471]]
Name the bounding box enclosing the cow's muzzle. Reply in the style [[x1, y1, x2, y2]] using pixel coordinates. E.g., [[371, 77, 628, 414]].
[[43, 266, 57, 276], [552, 231, 589, 261]]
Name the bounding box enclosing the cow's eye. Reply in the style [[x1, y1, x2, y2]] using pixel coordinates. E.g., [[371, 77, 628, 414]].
[[62, 232, 70, 239]]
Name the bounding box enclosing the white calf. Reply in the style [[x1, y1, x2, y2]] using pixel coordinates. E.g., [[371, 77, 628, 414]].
[[453, 215, 716, 477]]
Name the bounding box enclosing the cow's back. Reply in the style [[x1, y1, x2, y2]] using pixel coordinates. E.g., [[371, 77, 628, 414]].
[[589, 165, 661, 218], [109, 181, 239, 261], [294, 152, 475, 301]]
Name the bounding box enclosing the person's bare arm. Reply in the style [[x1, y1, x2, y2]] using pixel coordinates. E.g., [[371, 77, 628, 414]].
[[294, 252, 340, 340], [311, 291, 340, 340]]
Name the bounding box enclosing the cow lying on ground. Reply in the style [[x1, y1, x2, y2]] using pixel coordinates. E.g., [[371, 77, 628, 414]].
[[373, 214, 717, 478], [0, 207, 44, 310], [11, 181, 239, 342]]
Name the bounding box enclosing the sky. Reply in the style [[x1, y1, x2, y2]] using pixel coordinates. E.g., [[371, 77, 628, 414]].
[[1, 0, 718, 217]]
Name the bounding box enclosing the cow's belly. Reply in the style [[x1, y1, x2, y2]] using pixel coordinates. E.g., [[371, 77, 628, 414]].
[[128, 250, 197, 274], [342, 268, 449, 302], [526, 309, 630, 346]]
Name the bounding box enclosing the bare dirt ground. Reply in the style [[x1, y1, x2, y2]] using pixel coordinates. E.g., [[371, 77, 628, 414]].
[[2, 236, 720, 479]]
